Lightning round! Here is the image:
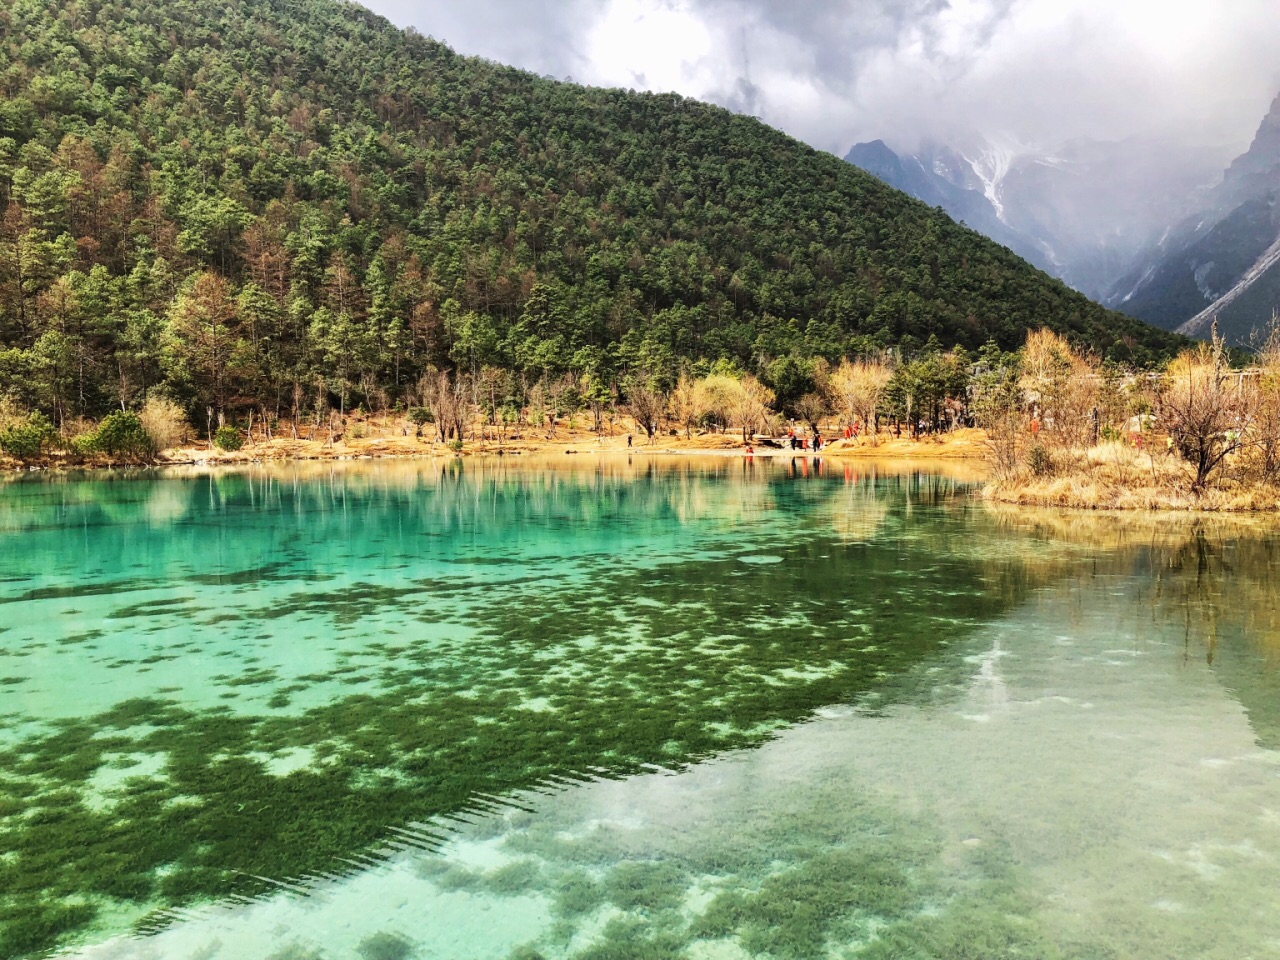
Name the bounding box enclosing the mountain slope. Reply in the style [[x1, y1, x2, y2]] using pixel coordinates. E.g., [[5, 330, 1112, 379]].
[[843, 139, 1053, 274], [1111, 94, 1280, 342], [846, 135, 1219, 303], [0, 0, 1182, 433]]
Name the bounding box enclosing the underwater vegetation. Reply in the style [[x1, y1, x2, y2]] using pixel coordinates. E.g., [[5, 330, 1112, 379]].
[[0, 463, 1027, 957], [4, 462, 1277, 958], [435, 759, 1067, 960]]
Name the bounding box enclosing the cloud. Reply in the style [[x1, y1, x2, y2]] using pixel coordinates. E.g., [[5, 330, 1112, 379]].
[[369, 0, 598, 79], [364, 0, 1280, 163]]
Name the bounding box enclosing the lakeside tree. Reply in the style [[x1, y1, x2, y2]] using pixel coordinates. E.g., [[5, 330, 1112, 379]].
[[622, 376, 666, 441], [830, 358, 893, 440], [884, 346, 971, 436], [1161, 332, 1252, 492], [969, 343, 1025, 479], [730, 375, 776, 441], [1019, 329, 1099, 450]]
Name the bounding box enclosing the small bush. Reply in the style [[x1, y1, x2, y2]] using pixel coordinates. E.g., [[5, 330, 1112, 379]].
[[0, 411, 57, 461], [1026, 444, 1054, 478], [448, 439, 463, 453], [139, 395, 188, 451], [213, 426, 243, 451], [74, 411, 153, 459], [407, 407, 433, 437]]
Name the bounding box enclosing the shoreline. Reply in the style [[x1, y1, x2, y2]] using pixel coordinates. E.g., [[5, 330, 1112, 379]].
[[11, 428, 1280, 514], [1, 427, 992, 473], [982, 470, 1280, 514]]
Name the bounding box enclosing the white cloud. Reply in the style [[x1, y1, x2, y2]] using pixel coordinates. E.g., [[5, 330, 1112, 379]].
[[583, 0, 715, 92], [365, 0, 1280, 162]]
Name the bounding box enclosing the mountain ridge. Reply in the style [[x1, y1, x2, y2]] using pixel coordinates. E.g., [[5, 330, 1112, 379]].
[[845, 134, 1221, 305], [1111, 93, 1280, 342]]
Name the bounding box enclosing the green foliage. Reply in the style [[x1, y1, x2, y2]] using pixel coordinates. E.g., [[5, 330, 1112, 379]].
[[73, 411, 152, 459], [0, 410, 56, 460], [764, 355, 817, 414], [0, 0, 1182, 433], [213, 426, 244, 451], [885, 348, 971, 427], [1026, 444, 1055, 477]]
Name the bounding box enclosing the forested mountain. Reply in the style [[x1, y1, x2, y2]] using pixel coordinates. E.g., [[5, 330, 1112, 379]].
[[0, 0, 1181, 432]]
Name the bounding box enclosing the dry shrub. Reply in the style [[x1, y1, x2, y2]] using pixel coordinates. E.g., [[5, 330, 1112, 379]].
[[0, 398, 25, 432], [1020, 329, 1099, 450], [1250, 322, 1280, 478], [1161, 333, 1252, 491], [139, 396, 189, 451], [63, 416, 96, 446], [983, 438, 1280, 511]]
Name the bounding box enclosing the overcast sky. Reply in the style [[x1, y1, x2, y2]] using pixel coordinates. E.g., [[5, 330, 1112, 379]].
[[363, 0, 1280, 164]]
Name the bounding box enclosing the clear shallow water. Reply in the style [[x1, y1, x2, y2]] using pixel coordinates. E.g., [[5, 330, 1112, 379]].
[[1, 458, 1278, 959]]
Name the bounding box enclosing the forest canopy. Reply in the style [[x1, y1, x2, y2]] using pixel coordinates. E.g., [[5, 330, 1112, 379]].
[[0, 0, 1183, 432]]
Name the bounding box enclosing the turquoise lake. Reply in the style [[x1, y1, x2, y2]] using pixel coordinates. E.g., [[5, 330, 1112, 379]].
[[1, 456, 1279, 959]]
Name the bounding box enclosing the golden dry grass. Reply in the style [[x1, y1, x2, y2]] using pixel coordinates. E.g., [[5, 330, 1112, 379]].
[[823, 427, 989, 460], [4, 419, 999, 472], [984, 441, 1280, 512]]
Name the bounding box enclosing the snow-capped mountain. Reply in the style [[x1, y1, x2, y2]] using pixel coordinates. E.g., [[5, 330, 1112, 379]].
[[845, 133, 1220, 303], [1109, 93, 1280, 343]]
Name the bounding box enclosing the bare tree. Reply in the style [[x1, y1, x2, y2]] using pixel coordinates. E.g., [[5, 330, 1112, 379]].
[[829, 358, 893, 441], [669, 373, 704, 438], [623, 376, 666, 441], [794, 391, 829, 436], [419, 371, 471, 445], [1161, 329, 1252, 492], [731, 375, 775, 441]]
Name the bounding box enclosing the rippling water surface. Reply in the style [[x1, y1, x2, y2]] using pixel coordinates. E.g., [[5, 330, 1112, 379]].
[[1, 456, 1278, 959]]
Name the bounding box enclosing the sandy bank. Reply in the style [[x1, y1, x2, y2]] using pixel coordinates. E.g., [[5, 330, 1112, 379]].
[[1, 424, 991, 472]]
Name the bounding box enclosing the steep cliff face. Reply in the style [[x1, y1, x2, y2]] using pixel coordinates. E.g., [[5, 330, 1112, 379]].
[[1226, 93, 1280, 189], [1111, 94, 1280, 342]]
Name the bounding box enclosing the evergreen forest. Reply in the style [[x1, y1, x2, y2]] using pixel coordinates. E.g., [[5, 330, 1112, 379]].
[[0, 0, 1183, 435]]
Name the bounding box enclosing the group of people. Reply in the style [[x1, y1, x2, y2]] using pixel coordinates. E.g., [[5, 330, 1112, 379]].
[[786, 428, 825, 452]]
